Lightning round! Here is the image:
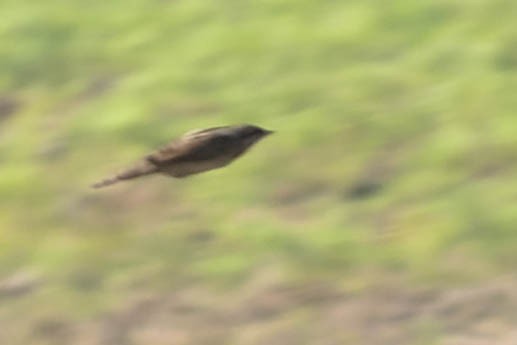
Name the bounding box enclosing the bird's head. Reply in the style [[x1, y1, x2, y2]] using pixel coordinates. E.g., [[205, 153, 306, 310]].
[[234, 124, 275, 145]]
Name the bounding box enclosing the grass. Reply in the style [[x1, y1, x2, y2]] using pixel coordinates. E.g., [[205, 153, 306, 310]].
[[1, 0, 517, 329]]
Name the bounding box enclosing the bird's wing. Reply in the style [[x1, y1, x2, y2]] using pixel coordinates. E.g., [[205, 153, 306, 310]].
[[146, 127, 235, 166], [183, 126, 228, 137]]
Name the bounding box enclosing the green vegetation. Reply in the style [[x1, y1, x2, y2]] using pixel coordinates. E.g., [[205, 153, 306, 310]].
[[1, 0, 517, 343]]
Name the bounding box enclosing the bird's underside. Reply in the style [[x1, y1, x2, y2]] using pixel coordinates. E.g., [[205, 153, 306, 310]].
[[92, 125, 271, 189]]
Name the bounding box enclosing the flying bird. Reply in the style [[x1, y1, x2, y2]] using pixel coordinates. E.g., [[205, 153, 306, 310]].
[[92, 124, 274, 188]]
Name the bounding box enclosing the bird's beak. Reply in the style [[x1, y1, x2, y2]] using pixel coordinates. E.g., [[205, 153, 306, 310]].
[[264, 129, 275, 136]]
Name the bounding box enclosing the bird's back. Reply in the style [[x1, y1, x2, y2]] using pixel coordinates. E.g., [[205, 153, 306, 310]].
[[150, 131, 246, 177]]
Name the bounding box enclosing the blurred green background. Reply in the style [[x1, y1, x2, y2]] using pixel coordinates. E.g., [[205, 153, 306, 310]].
[[1, 0, 517, 344]]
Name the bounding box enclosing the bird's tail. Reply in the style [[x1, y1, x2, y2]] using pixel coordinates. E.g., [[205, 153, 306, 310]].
[[92, 160, 158, 189]]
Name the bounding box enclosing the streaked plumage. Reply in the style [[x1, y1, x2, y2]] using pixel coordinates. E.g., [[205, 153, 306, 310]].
[[92, 124, 273, 188]]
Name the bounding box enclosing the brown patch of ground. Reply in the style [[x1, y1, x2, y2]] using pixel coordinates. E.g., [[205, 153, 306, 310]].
[[11, 273, 517, 345], [0, 95, 20, 122]]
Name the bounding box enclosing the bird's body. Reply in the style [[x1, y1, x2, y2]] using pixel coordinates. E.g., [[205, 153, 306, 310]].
[[92, 124, 273, 188]]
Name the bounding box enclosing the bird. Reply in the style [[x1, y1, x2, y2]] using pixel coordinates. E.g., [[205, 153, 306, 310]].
[[92, 124, 274, 189]]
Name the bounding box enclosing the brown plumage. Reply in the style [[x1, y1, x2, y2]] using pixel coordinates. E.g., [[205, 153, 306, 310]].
[[92, 124, 274, 189]]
